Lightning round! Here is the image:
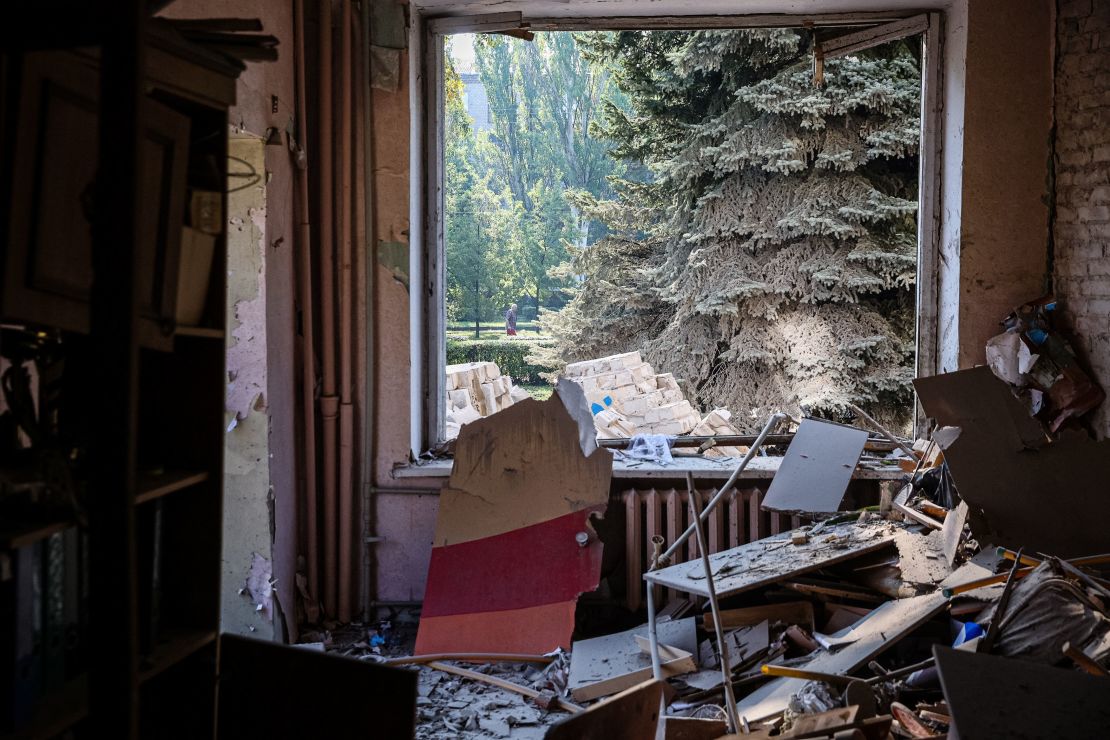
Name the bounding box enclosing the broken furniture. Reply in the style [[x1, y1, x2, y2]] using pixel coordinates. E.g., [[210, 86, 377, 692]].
[[915, 365, 1110, 557], [414, 379, 612, 654], [934, 645, 1110, 739], [217, 634, 417, 739], [761, 419, 869, 515]]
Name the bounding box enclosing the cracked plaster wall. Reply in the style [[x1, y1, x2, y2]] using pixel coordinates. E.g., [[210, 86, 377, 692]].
[[162, 0, 299, 640], [223, 135, 275, 638]]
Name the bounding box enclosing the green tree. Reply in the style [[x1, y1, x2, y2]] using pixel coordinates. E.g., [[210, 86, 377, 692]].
[[445, 55, 524, 336], [536, 30, 921, 430], [470, 33, 628, 318]]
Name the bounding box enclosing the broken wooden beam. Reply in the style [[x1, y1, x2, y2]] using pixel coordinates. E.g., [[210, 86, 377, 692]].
[[426, 661, 583, 714]]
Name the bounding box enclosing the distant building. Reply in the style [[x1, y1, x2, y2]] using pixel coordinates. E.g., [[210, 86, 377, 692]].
[[459, 72, 491, 132]]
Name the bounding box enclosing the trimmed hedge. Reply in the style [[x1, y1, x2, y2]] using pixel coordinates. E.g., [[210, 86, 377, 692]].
[[446, 338, 555, 384]]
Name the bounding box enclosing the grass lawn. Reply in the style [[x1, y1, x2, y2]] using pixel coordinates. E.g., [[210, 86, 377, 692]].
[[520, 383, 554, 401], [446, 329, 547, 341], [447, 322, 545, 341]]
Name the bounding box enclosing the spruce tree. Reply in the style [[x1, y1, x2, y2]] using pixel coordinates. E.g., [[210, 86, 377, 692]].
[[534, 29, 921, 430]]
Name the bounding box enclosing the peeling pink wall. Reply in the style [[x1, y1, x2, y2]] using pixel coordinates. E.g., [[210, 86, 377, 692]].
[[161, 0, 298, 639]]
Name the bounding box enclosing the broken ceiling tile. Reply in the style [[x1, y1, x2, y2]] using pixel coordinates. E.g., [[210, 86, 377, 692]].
[[567, 618, 697, 702], [761, 419, 869, 515]]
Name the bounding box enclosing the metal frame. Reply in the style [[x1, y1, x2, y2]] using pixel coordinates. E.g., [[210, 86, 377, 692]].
[[414, 8, 947, 452]]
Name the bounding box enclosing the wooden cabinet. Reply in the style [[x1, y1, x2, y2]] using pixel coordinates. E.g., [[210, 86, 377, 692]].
[[3, 52, 198, 350], [1, 26, 237, 739]]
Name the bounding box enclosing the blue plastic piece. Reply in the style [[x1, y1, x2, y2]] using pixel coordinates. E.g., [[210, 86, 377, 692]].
[[591, 402, 604, 415], [953, 621, 984, 647]]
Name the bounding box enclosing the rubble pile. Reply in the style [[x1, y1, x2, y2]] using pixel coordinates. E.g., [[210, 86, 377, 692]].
[[564, 351, 746, 452], [373, 296, 1110, 738], [444, 361, 531, 439]]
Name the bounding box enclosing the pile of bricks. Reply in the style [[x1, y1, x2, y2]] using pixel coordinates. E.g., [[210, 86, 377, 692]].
[[564, 351, 745, 454], [445, 361, 530, 439]]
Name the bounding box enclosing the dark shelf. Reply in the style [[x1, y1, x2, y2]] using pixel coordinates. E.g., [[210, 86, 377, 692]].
[[0, 518, 72, 550], [1, 676, 88, 740], [136, 470, 210, 505], [175, 326, 224, 339], [138, 628, 218, 685]]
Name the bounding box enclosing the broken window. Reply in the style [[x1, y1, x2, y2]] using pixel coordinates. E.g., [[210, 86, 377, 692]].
[[423, 14, 940, 450]]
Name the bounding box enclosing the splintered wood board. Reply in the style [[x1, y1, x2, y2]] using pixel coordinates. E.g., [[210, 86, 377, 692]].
[[568, 618, 697, 701], [761, 419, 869, 515], [735, 591, 949, 723], [547, 680, 665, 740], [644, 521, 898, 599], [935, 645, 1110, 740]]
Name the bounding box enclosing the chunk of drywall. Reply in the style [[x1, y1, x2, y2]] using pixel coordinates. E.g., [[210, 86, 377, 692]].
[[415, 382, 612, 654], [762, 419, 869, 515]]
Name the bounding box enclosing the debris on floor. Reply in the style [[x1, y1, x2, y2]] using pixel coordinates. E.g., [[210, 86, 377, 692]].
[[385, 322, 1110, 737], [445, 361, 532, 439]]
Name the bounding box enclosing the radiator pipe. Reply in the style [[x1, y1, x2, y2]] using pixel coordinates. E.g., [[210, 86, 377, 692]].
[[293, 0, 320, 606], [660, 412, 789, 564], [337, 0, 355, 623], [317, 0, 339, 617]]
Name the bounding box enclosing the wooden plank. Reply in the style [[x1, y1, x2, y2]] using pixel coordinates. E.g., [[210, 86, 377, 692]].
[[567, 618, 697, 702], [935, 645, 1110, 740], [735, 592, 949, 722], [662, 716, 729, 740], [134, 470, 210, 505], [704, 601, 815, 633], [762, 419, 869, 515], [644, 521, 898, 599], [546, 680, 665, 740], [941, 501, 968, 567], [427, 661, 582, 713], [819, 14, 929, 59]]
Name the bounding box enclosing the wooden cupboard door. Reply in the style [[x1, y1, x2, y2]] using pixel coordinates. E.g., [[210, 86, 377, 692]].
[[3, 52, 99, 332], [3, 52, 190, 348]]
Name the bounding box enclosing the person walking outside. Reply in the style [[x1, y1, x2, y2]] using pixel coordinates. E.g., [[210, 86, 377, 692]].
[[505, 303, 518, 337]]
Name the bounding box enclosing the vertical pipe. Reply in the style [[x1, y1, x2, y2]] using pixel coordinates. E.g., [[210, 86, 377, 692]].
[[687, 473, 740, 733], [317, 0, 339, 617], [293, 0, 320, 606], [337, 0, 355, 622], [357, 0, 376, 620], [645, 580, 663, 681]]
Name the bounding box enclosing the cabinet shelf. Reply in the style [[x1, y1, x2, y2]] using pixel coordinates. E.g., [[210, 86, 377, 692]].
[[136, 470, 210, 505], [138, 628, 218, 684], [0, 518, 72, 550], [1, 676, 88, 740], [175, 326, 224, 339]]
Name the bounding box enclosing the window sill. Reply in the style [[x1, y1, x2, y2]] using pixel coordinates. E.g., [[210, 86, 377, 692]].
[[392, 455, 907, 481]]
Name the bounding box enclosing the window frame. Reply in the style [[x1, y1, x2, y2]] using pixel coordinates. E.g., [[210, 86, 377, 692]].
[[412, 9, 946, 453]]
